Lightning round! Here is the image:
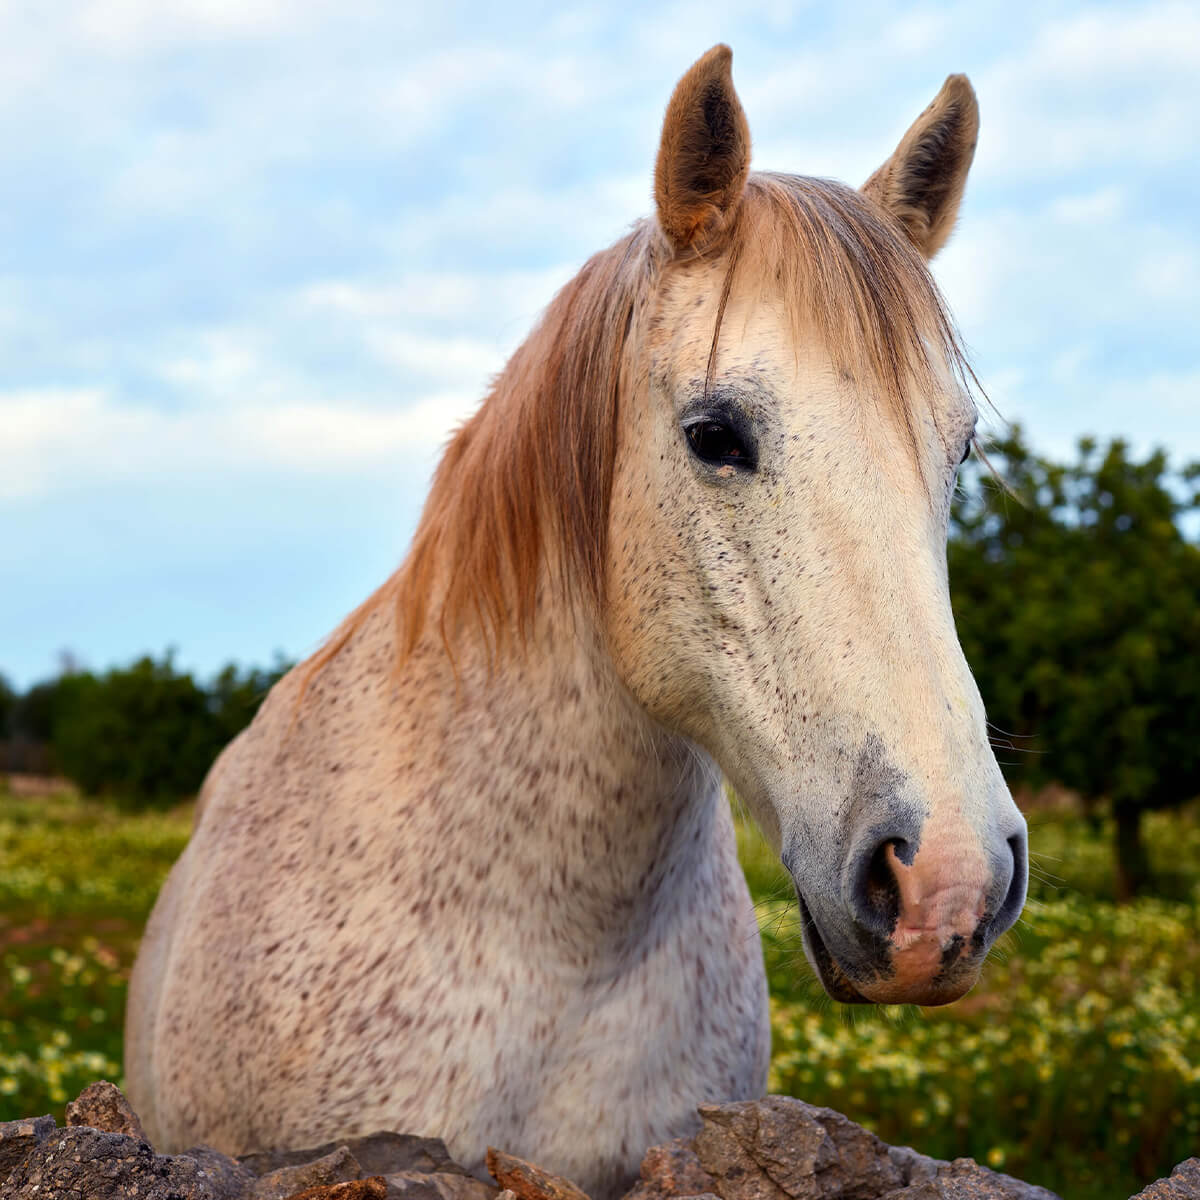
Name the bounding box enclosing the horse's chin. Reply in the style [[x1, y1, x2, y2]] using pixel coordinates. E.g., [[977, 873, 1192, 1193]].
[[796, 895, 979, 1008], [796, 894, 872, 1005]]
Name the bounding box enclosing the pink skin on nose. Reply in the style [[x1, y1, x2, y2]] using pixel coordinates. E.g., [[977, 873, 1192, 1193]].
[[858, 825, 989, 1004]]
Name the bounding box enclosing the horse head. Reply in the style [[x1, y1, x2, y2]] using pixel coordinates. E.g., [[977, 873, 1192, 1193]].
[[605, 46, 1026, 1006]]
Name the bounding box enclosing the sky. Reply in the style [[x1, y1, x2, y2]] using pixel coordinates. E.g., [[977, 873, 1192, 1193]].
[[1, 1, 1197, 688]]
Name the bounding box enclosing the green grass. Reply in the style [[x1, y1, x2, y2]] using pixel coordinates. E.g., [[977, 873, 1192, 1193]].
[[0, 791, 191, 1115], [2, 785, 1197, 1200]]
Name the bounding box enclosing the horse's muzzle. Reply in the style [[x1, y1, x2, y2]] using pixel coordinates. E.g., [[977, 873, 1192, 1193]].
[[791, 818, 1028, 1006]]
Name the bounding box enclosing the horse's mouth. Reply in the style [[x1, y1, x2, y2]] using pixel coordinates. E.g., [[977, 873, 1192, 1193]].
[[795, 894, 872, 1005]]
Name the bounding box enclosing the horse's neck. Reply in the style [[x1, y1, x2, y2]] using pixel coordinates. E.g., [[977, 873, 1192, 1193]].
[[385, 602, 724, 955]]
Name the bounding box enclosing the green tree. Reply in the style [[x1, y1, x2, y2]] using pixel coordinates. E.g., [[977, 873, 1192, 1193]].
[[950, 428, 1200, 898], [45, 653, 291, 807], [12, 677, 70, 744], [207, 658, 292, 746], [52, 654, 219, 806], [0, 672, 13, 738]]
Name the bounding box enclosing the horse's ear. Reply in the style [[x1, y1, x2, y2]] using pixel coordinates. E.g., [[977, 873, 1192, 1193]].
[[862, 74, 979, 260], [654, 45, 751, 255]]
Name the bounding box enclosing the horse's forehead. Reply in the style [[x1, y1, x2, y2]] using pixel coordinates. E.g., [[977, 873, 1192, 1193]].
[[649, 274, 838, 408], [647, 265, 975, 456]]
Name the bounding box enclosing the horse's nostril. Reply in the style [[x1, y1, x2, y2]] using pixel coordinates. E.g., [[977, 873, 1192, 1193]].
[[851, 837, 904, 937], [988, 830, 1028, 939]]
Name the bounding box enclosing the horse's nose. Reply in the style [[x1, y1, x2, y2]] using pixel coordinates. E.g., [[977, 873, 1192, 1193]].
[[846, 818, 1027, 968], [983, 824, 1028, 941]]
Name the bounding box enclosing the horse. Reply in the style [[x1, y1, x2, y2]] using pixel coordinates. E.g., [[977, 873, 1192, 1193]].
[[125, 45, 1027, 1200]]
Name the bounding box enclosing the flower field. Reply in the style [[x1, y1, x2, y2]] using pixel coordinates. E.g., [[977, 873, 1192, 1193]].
[[2, 784, 1197, 1200], [741, 807, 1200, 1200], [0, 791, 190, 1118]]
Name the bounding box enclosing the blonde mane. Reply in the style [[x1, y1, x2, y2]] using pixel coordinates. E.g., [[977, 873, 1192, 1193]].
[[299, 173, 972, 689]]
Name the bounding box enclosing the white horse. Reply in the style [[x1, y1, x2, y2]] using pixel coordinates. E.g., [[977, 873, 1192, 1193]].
[[126, 46, 1027, 1200]]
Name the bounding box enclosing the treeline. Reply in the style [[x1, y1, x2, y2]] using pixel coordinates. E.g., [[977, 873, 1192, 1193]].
[[949, 429, 1200, 898], [0, 655, 291, 807], [2, 430, 1198, 895]]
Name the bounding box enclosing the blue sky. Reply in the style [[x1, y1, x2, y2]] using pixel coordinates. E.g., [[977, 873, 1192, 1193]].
[[2, 1, 1197, 688]]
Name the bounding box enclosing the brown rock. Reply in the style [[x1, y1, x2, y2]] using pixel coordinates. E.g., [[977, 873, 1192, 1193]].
[[694, 1097, 904, 1200], [0, 1114, 55, 1186], [255, 1144, 363, 1197], [625, 1137, 717, 1200], [1129, 1158, 1200, 1200], [486, 1147, 592, 1200], [882, 1157, 1060, 1199], [285, 1179, 388, 1200], [65, 1079, 148, 1142]]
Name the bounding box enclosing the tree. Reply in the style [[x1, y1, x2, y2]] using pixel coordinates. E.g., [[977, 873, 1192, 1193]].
[[207, 657, 292, 747], [52, 654, 219, 805], [0, 673, 13, 738], [45, 652, 292, 807], [949, 428, 1200, 899]]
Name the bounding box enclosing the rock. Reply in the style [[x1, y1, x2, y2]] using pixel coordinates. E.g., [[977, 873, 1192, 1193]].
[[1129, 1158, 1200, 1200], [625, 1137, 716, 1200], [693, 1097, 905, 1200], [882, 1157, 1060, 1199], [244, 1134, 473, 1179], [486, 1147, 592, 1200], [887, 1146, 946, 1188], [284, 1179, 389, 1200], [65, 1079, 148, 1142], [383, 1173, 451, 1200], [183, 1144, 259, 1197], [254, 1145, 363, 1198], [0, 1114, 55, 1186], [5, 1125, 247, 1199], [386, 1169, 498, 1200]]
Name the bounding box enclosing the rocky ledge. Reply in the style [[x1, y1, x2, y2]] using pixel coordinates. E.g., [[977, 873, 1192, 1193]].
[[1, 1082, 1196, 1200]]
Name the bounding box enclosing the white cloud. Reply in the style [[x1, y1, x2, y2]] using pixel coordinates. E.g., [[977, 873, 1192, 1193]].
[[977, 2, 1200, 176], [1, 0, 1198, 686], [1049, 185, 1125, 225], [62, 0, 312, 52], [363, 330, 504, 386], [298, 265, 574, 330], [0, 386, 480, 502]]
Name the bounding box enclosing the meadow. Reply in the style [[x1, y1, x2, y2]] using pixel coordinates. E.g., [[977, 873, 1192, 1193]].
[[1, 783, 1197, 1200]]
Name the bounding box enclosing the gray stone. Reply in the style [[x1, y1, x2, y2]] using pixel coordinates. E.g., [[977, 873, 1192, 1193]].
[[383, 1172, 450, 1200], [1129, 1158, 1200, 1200], [887, 1146, 946, 1188], [181, 1144, 258, 1198], [882, 1157, 1061, 1199], [243, 1133, 471, 1179], [65, 1079, 148, 1142], [384, 1171, 501, 1200], [0, 1114, 55, 1187], [253, 1145, 362, 1198], [5, 1125, 245, 1199]]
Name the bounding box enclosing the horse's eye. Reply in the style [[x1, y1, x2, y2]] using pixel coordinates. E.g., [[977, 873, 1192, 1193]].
[[959, 439, 972, 465], [685, 420, 754, 469]]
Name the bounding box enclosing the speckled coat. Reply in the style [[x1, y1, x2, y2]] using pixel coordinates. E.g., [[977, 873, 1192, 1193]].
[[126, 47, 1026, 1200]]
